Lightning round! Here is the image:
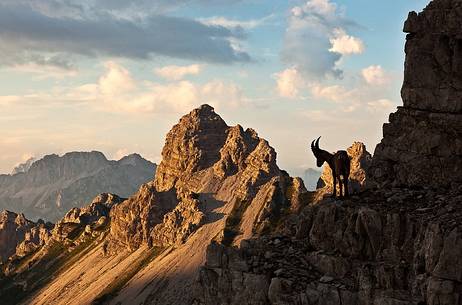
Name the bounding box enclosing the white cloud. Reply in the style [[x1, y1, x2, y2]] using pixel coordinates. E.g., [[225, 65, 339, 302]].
[[120, 79, 245, 113], [99, 61, 136, 96], [362, 65, 390, 85], [367, 99, 395, 112], [329, 29, 364, 55], [310, 84, 357, 103], [274, 68, 305, 98], [155, 64, 202, 81], [72, 61, 247, 114], [199, 14, 274, 29], [0, 61, 248, 114], [281, 0, 363, 80]]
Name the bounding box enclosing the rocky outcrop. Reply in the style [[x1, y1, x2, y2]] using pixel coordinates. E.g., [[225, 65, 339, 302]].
[[0, 211, 52, 262], [200, 186, 462, 305], [316, 142, 372, 198], [109, 183, 178, 250], [369, 0, 462, 190], [109, 105, 305, 253], [94, 104, 307, 304], [52, 193, 124, 242], [154, 105, 229, 192], [0, 152, 156, 221]]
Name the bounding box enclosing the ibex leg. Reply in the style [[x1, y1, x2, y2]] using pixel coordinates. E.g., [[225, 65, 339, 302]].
[[332, 172, 337, 198]]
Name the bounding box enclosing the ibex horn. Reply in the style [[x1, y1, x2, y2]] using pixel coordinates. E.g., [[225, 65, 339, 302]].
[[315, 136, 321, 149]]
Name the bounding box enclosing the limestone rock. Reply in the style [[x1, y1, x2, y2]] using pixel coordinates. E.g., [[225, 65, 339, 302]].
[[150, 191, 205, 247], [200, 186, 462, 305], [109, 183, 178, 250], [0, 211, 52, 262], [154, 104, 229, 192], [369, 0, 462, 190], [52, 193, 124, 242], [316, 142, 372, 197], [109, 104, 306, 253]]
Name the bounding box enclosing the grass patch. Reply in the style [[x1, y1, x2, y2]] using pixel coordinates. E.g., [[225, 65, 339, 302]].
[[91, 247, 163, 305]]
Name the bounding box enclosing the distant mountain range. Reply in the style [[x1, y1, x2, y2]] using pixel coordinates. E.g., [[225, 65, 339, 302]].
[[0, 151, 156, 222]]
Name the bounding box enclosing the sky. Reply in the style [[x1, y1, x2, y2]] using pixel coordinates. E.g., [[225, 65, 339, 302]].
[[0, 0, 430, 177]]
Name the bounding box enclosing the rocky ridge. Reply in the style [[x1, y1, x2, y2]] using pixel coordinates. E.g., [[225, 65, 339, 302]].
[[0, 192, 125, 304], [200, 185, 462, 305], [0, 104, 306, 305], [316, 142, 372, 199], [0, 152, 156, 221]]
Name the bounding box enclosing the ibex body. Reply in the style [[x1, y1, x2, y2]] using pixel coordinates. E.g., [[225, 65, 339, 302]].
[[311, 137, 351, 198]]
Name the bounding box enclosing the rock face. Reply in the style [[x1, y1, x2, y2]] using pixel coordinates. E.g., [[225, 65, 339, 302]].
[[0, 211, 52, 262], [0, 152, 156, 221], [369, 0, 462, 190], [52, 193, 124, 242], [109, 105, 303, 253], [316, 142, 372, 197], [200, 187, 462, 305], [104, 108, 306, 305]]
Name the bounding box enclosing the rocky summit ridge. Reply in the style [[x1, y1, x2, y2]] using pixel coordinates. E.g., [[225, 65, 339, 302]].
[[0, 1, 461, 304]]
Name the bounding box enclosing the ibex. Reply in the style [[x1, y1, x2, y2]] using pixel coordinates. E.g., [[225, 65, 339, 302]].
[[311, 137, 351, 198]]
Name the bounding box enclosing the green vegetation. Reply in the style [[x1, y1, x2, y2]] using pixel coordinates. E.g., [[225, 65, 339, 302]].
[[91, 247, 163, 305]]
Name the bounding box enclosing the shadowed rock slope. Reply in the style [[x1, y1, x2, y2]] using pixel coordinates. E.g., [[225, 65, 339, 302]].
[[0, 152, 156, 222]]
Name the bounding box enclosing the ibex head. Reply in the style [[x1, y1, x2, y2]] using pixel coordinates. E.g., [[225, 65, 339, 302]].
[[311, 136, 323, 167]]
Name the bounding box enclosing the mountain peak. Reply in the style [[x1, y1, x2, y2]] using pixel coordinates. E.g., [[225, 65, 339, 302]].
[[154, 104, 229, 191]]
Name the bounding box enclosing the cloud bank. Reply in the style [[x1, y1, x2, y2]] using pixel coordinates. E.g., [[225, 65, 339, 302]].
[[280, 0, 364, 80], [0, 1, 251, 71], [155, 64, 203, 81]]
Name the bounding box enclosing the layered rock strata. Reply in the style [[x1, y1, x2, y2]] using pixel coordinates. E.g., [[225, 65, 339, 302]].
[[369, 0, 462, 189]]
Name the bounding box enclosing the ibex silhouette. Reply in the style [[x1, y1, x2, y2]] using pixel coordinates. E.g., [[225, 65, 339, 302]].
[[311, 137, 351, 198]]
